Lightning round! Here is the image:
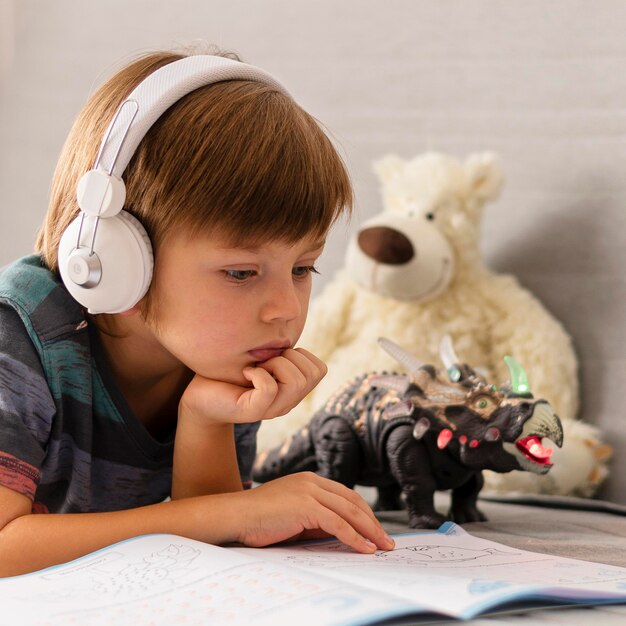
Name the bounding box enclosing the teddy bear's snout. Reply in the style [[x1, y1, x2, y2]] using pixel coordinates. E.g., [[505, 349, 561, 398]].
[[357, 226, 414, 265]]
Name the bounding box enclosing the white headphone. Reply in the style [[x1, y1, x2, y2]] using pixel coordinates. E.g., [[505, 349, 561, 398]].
[[58, 55, 290, 314]]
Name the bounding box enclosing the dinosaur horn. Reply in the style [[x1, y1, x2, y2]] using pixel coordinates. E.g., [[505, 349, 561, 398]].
[[368, 374, 411, 395], [504, 355, 532, 394], [377, 337, 424, 375], [439, 335, 462, 382]]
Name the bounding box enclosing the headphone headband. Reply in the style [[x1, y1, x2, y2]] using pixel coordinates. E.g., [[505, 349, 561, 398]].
[[98, 55, 290, 178]]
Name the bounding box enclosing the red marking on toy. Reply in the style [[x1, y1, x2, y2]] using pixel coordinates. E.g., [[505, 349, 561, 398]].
[[470, 439, 479, 448], [437, 429, 453, 449], [458, 435, 468, 445]]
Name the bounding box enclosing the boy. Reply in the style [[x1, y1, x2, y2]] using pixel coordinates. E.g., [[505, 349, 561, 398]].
[[0, 49, 394, 577]]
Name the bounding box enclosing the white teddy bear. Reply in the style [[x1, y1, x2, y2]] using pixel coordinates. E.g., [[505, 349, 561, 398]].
[[258, 151, 612, 497]]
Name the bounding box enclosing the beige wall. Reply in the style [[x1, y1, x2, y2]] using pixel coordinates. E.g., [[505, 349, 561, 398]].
[[1, 0, 625, 502]]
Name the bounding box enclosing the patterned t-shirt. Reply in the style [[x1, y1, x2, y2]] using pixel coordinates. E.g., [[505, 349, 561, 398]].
[[0, 255, 260, 513]]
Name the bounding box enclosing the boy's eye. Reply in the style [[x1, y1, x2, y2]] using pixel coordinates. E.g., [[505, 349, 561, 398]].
[[224, 269, 257, 281], [292, 265, 320, 278]]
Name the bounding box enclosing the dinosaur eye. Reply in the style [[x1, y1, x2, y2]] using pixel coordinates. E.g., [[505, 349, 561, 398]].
[[471, 394, 498, 414], [425, 212, 435, 221]]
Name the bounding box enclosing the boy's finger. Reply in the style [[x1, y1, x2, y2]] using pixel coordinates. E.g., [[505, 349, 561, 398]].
[[313, 488, 394, 551], [310, 505, 381, 554], [281, 348, 327, 384], [306, 474, 395, 549], [238, 367, 279, 420], [308, 473, 381, 526], [257, 356, 306, 385], [255, 357, 308, 401], [291, 347, 327, 375]]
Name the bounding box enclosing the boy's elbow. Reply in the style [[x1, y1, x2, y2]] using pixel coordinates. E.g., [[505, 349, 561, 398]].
[[0, 486, 34, 576], [0, 485, 33, 528], [0, 512, 41, 578]]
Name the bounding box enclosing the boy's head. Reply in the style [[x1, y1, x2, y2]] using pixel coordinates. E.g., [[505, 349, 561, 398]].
[[36, 49, 352, 310]]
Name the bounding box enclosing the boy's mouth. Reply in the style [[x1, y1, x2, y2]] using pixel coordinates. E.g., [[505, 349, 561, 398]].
[[248, 341, 291, 362]]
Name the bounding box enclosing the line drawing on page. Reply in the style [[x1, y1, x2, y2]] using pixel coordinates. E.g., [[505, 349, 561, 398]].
[[18, 543, 203, 605]]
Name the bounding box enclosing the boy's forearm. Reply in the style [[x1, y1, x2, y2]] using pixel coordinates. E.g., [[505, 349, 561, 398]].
[[0, 493, 243, 578], [172, 418, 243, 499]]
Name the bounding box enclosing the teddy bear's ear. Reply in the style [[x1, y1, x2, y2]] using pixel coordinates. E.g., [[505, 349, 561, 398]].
[[464, 152, 504, 204], [373, 154, 405, 185]]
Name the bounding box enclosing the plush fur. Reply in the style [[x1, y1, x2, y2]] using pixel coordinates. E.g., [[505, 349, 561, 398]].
[[257, 151, 612, 497]]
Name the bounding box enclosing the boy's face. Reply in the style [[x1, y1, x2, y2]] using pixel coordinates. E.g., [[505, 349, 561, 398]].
[[143, 229, 325, 386]]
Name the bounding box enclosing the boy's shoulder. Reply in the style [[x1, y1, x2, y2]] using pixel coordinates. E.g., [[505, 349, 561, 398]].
[[0, 255, 58, 305], [0, 255, 85, 342]]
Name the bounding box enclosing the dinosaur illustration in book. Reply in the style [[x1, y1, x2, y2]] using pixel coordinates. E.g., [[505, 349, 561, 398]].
[[254, 337, 564, 529]]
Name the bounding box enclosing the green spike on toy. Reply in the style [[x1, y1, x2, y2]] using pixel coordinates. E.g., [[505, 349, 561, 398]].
[[504, 355, 531, 394]]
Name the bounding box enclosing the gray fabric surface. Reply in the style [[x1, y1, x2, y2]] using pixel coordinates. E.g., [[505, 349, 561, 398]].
[[365, 491, 626, 623]]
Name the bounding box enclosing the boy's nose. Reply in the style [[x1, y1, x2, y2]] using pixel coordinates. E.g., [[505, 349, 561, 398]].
[[261, 282, 302, 322]]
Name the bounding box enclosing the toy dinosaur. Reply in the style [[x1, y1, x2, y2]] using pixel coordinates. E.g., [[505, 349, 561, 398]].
[[253, 337, 564, 529]]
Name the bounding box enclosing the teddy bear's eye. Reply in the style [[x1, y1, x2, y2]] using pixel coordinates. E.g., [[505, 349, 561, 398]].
[[425, 212, 435, 221]]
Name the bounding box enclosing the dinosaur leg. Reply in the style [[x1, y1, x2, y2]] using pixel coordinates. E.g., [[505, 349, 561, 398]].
[[386, 425, 447, 529], [314, 417, 361, 487], [374, 484, 404, 511], [449, 472, 488, 524]]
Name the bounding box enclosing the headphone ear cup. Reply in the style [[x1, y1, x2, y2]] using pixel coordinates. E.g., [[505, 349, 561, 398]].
[[58, 211, 153, 314]]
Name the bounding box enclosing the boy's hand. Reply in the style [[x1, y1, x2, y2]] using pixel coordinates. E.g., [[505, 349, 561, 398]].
[[180, 347, 327, 426], [229, 472, 395, 554]]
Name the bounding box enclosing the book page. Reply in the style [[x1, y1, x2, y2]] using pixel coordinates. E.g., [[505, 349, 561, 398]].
[[1, 524, 625, 625], [0, 534, 422, 626], [232, 522, 626, 619]]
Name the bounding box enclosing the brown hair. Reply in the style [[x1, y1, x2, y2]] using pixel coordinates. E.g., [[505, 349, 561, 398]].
[[36, 49, 352, 274]]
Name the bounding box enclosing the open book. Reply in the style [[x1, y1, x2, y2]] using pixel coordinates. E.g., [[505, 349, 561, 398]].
[[1, 522, 625, 625]]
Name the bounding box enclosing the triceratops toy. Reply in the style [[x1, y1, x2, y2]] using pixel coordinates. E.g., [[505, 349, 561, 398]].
[[253, 337, 564, 529]]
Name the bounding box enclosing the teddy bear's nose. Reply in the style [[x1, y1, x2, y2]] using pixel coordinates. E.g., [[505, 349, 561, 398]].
[[358, 226, 415, 264]]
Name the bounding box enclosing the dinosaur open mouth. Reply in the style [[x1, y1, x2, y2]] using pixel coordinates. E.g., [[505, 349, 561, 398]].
[[515, 435, 553, 466], [503, 401, 563, 475]]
